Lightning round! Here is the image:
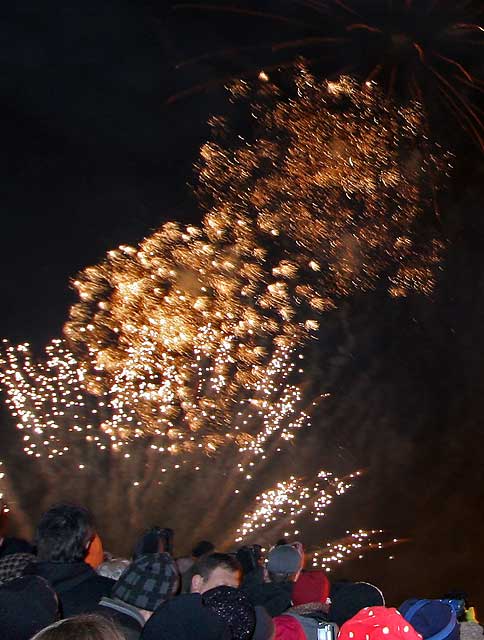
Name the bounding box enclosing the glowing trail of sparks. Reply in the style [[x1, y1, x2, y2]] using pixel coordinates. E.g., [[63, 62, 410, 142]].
[[235, 470, 363, 543], [310, 530, 410, 571]]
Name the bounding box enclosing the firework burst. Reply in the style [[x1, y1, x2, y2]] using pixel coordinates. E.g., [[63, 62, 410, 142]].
[[65, 68, 447, 447], [0, 67, 441, 564]]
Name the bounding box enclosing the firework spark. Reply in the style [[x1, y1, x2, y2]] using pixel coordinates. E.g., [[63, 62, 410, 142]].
[[0, 461, 8, 515], [0, 337, 404, 567], [0, 68, 440, 564], [234, 470, 405, 568], [65, 68, 447, 447], [0, 336, 318, 548], [309, 529, 408, 571], [174, 1, 483, 147], [0, 337, 310, 460], [235, 469, 362, 543]]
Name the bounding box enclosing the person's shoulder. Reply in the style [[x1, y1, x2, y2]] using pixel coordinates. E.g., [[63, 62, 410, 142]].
[[96, 597, 145, 630], [91, 570, 115, 590], [77, 564, 114, 593], [0, 537, 33, 557]]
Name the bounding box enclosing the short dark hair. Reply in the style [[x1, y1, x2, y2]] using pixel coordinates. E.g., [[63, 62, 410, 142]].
[[194, 553, 241, 581], [36, 504, 94, 563]]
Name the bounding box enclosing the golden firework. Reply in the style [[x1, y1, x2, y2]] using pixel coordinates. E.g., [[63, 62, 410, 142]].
[[64, 66, 448, 447]]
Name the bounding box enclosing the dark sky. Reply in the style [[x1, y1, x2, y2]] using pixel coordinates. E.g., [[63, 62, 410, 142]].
[[2, 0, 484, 609]]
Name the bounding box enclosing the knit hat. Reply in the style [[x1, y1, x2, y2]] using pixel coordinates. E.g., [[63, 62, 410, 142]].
[[330, 582, 385, 627], [254, 605, 276, 640], [400, 600, 459, 640], [112, 552, 179, 611], [141, 592, 231, 640], [0, 575, 59, 640], [293, 570, 330, 606], [274, 614, 306, 640], [339, 606, 423, 640], [0, 552, 36, 585], [203, 585, 256, 640], [267, 545, 303, 576]]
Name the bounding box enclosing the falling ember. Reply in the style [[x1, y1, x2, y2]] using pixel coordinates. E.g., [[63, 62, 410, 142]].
[[0, 339, 112, 460], [0, 338, 310, 459]]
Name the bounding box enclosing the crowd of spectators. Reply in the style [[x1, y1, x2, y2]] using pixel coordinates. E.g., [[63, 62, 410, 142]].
[[0, 503, 480, 640]]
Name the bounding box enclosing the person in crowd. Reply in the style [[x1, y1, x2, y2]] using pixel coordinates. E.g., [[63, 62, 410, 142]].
[[328, 581, 385, 628], [237, 545, 266, 589], [202, 585, 256, 640], [0, 550, 36, 584], [179, 539, 215, 592], [253, 605, 276, 640], [399, 599, 459, 640], [285, 571, 334, 639], [440, 590, 481, 638], [133, 527, 174, 560], [31, 614, 125, 640], [245, 544, 303, 617], [338, 606, 422, 640], [0, 501, 33, 558], [0, 574, 59, 640], [140, 592, 231, 640], [96, 552, 179, 640], [97, 557, 131, 581], [273, 615, 306, 640], [191, 552, 242, 594], [292, 570, 331, 612], [460, 618, 484, 640], [25, 503, 114, 617]]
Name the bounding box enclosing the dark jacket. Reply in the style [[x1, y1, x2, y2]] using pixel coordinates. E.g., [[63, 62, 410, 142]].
[[244, 580, 294, 617], [95, 596, 144, 640], [25, 561, 114, 617], [241, 566, 265, 590], [141, 593, 231, 640]]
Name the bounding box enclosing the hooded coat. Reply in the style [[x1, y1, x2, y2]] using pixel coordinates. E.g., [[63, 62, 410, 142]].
[[25, 560, 114, 617]]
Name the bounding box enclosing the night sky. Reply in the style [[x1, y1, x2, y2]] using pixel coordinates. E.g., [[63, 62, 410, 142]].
[[2, 1, 484, 609]]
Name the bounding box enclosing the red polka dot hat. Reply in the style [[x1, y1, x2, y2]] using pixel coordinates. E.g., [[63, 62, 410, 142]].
[[338, 606, 423, 640]]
